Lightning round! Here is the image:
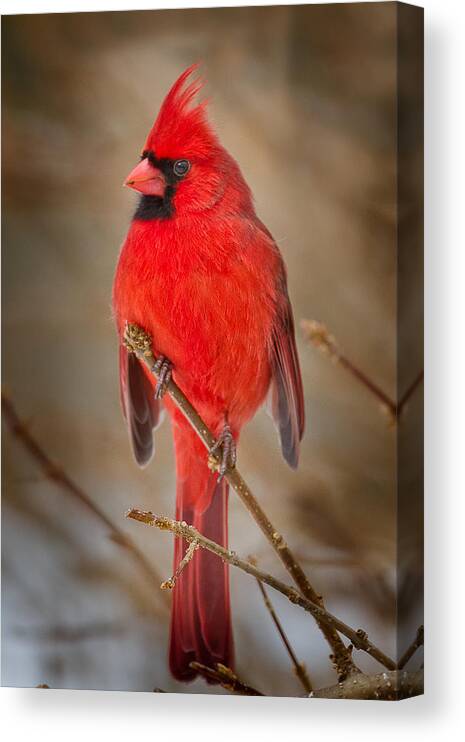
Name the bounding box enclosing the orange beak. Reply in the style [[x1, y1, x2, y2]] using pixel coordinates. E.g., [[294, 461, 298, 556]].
[[124, 158, 166, 197]]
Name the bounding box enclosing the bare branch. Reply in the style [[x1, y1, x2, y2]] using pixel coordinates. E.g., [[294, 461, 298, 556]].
[[189, 661, 422, 701], [123, 322, 357, 678], [14, 621, 125, 643], [398, 371, 424, 416], [301, 319, 396, 417], [2, 392, 168, 609], [301, 320, 423, 423], [398, 625, 424, 670], [255, 578, 313, 693], [190, 662, 264, 696], [127, 509, 397, 671], [160, 538, 199, 590], [311, 669, 423, 700]]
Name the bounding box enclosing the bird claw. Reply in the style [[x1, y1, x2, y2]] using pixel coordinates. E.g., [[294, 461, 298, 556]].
[[209, 423, 236, 481], [152, 356, 173, 399]]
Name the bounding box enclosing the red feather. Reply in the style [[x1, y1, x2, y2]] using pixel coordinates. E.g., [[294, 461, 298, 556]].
[[169, 422, 232, 680], [113, 65, 305, 681]]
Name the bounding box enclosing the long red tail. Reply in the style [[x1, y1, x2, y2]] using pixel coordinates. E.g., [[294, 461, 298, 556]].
[[169, 424, 233, 681]]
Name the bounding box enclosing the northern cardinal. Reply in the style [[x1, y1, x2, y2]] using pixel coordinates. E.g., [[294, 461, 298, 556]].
[[113, 65, 304, 681]]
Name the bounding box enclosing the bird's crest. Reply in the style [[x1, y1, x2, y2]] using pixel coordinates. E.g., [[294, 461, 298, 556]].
[[145, 64, 220, 160]]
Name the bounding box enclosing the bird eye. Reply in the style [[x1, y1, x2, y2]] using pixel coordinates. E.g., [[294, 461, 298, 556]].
[[173, 159, 191, 177]]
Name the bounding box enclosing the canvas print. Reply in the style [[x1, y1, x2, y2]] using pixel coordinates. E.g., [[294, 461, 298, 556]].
[[1, 2, 424, 699]]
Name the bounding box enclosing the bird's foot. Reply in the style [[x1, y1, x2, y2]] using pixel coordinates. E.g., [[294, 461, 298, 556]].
[[152, 356, 173, 399], [123, 322, 152, 356], [208, 423, 236, 481]]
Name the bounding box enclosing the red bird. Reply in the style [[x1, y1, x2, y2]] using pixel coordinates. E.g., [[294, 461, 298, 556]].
[[113, 65, 304, 681]]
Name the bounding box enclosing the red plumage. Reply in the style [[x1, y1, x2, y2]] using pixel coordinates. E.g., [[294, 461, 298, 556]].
[[113, 65, 304, 681]]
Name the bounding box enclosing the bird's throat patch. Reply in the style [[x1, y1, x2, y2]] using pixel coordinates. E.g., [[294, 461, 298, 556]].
[[133, 151, 181, 221]]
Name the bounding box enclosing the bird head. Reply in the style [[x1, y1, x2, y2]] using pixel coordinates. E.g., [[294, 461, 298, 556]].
[[125, 64, 244, 220]]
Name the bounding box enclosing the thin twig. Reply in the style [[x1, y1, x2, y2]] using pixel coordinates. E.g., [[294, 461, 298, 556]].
[[301, 320, 423, 422], [190, 662, 264, 696], [295, 554, 362, 568], [301, 320, 396, 416], [255, 578, 313, 693], [397, 625, 424, 670], [14, 621, 125, 642], [127, 509, 397, 671], [1, 392, 168, 608], [123, 323, 357, 679], [397, 371, 424, 416], [160, 538, 199, 590]]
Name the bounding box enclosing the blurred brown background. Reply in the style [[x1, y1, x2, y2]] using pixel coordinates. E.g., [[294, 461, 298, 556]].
[[1, 3, 423, 695]]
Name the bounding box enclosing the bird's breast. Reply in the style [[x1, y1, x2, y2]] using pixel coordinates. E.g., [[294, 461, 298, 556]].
[[114, 218, 277, 426]]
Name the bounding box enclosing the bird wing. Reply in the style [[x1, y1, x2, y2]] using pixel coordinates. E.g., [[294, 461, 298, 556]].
[[253, 217, 305, 469], [119, 344, 162, 467], [269, 286, 305, 469]]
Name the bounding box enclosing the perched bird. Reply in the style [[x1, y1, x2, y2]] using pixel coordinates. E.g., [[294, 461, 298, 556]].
[[113, 65, 304, 681]]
